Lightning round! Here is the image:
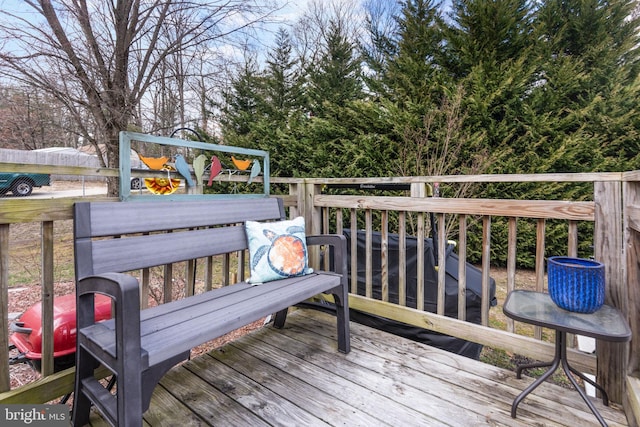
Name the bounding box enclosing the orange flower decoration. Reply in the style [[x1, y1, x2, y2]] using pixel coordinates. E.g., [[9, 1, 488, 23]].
[[144, 178, 180, 195]]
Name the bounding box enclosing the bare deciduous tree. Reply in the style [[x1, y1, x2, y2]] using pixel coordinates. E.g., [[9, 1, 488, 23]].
[[0, 0, 282, 194], [0, 85, 75, 150], [292, 0, 364, 71]]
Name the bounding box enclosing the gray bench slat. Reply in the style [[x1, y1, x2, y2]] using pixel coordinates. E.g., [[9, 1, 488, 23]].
[[75, 198, 284, 238], [78, 226, 248, 277]]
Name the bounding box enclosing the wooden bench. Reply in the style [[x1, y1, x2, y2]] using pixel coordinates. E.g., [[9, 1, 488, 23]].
[[71, 197, 350, 427]]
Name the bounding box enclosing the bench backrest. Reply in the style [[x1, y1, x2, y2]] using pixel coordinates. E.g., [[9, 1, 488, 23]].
[[74, 197, 285, 280]]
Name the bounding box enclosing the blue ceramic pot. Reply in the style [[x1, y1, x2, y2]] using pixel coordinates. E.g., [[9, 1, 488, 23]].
[[547, 256, 605, 314]]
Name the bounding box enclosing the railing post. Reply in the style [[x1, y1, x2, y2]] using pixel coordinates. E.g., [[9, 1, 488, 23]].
[[623, 179, 640, 377], [288, 182, 302, 219], [410, 183, 430, 313], [304, 181, 322, 235], [300, 181, 322, 268], [594, 180, 628, 404]]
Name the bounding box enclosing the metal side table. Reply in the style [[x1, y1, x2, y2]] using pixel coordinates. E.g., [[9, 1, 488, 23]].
[[503, 290, 631, 427]]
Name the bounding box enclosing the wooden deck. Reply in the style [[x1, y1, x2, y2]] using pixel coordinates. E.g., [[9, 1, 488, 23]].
[[89, 309, 629, 427]]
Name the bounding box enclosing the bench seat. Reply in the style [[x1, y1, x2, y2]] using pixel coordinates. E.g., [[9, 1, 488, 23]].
[[80, 272, 341, 368]]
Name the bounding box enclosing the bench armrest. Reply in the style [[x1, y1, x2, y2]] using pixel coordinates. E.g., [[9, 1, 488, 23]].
[[77, 272, 142, 359], [306, 234, 347, 276], [304, 234, 350, 353]]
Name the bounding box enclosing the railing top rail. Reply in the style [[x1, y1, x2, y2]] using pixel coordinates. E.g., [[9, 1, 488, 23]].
[[2, 162, 638, 184], [314, 195, 595, 220], [0, 162, 117, 177], [272, 171, 628, 184]]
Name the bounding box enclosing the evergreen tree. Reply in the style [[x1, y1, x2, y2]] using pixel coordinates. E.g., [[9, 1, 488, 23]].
[[442, 0, 536, 173], [369, 0, 488, 180], [219, 53, 264, 144], [360, 0, 401, 84], [381, 0, 445, 114], [307, 21, 364, 119], [530, 0, 640, 173], [253, 28, 307, 177], [262, 28, 304, 124], [218, 32, 308, 177], [443, 0, 533, 78], [299, 20, 370, 178]]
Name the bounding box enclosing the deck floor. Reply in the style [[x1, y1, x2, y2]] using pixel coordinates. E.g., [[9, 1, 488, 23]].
[[89, 309, 628, 426]]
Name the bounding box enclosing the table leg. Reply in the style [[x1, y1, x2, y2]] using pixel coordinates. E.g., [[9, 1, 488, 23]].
[[516, 360, 553, 379], [511, 332, 562, 418], [565, 363, 609, 406], [512, 331, 610, 427], [560, 334, 608, 427]]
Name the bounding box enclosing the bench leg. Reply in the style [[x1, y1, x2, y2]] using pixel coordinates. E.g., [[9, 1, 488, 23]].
[[333, 291, 350, 354], [72, 350, 190, 427], [274, 294, 349, 354], [273, 308, 289, 328], [141, 351, 190, 412], [71, 347, 96, 426], [72, 361, 144, 427]]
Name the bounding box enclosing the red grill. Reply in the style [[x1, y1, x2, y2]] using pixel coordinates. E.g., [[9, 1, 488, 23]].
[[9, 293, 112, 372]]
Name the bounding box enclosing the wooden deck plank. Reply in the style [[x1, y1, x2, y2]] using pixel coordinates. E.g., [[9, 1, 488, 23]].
[[142, 383, 208, 426], [289, 309, 628, 426], [245, 318, 541, 426], [134, 308, 629, 427], [209, 341, 422, 426], [157, 366, 271, 426], [185, 354, 332, 426], [203, 347, 385, 425]]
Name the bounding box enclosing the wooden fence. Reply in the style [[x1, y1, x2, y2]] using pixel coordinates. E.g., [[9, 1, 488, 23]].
[[0, 163, 638, 423]]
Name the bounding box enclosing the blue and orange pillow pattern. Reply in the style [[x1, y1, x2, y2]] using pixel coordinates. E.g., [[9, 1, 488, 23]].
[[245, 216, 312, 284]]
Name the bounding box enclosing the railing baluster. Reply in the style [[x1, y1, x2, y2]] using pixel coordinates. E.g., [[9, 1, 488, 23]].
[[458, 214, 468, 321], [223, 253, 231, 286], [568, 220, 578, 257], [481, 216, 492, 327], [187, 259, 196, 297], [163, 264, 173, 302], [204, 256, 213, 292], [141, 267, 150, 308], [350, 209, 357, 294], [417, 212, 425, 313], [534, 218, 546, 340], [437, 212, 446, 317], [163, 230, 174, 303], [398, 212, 406, 307], [365, 209, 373, 299], [506, 217, 518, 333], [381, 210, 389, 302], [40, 221, 54, 377], [237, 250, 245, 282], [322, 207, 330, 271], [0, 223, 10, 392]]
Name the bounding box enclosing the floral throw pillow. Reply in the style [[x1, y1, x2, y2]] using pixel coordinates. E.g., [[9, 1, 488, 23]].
[[245, 216, 313, 284]]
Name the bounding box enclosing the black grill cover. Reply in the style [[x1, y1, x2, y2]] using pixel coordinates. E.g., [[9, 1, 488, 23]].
[[344, 230, 497, 359]]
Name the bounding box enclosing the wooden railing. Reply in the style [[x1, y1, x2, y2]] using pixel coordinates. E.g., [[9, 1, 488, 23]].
[[280, 173, 637, 415], [0, 163, 638, 423]]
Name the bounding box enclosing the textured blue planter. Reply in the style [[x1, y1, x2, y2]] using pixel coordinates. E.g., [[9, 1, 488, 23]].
[[547, 256, 605, 314]]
